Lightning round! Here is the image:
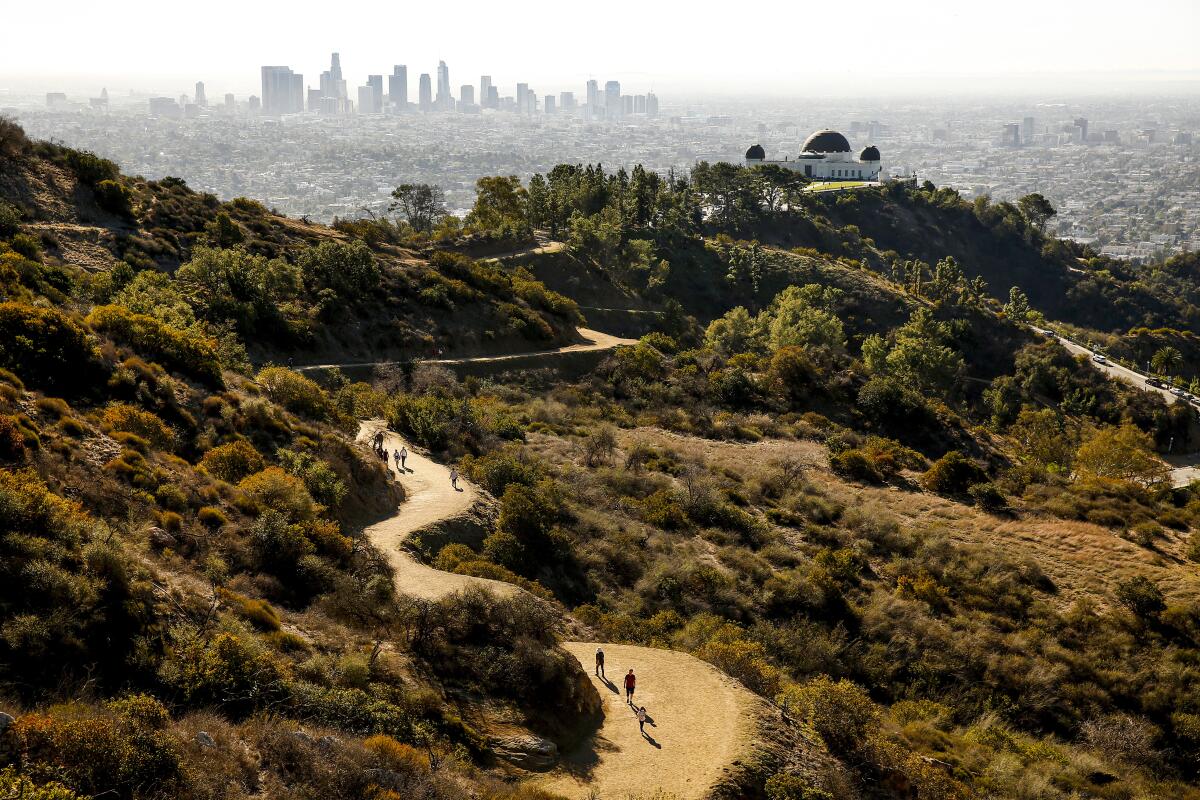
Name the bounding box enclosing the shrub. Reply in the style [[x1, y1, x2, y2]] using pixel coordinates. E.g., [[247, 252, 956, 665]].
[[765, 774, 834, 800], [0, 200, 22, 237], [0, 302, 101, 394], [641, 488, 688, 529], [217, 588, 282, 631], [94, 179, 133, 217], [297, 240, 380, 296], [829, 448, 881, 483], [0, 414, 30, 461], [277, 448, 346, 510], [200, 440, 265, 482], [101, 404, 175, 451], [363, 735, 430, 775], [777, 676, 880, 757], [1115, 575, 1166, 621], [462, 448, 541, 496], [256, 367, 331, 420], [161, 631, 286, 715], [238, 467, 316, 521], [87, 305, 222, 385], [35, 397, 70, 418], [920, 450, 986, 497], [968, 482, 1007, 513], [0, 766, 83, 799], [198, 506, 229, 528]]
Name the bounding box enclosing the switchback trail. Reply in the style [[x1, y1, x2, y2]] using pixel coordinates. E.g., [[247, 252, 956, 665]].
[[299, 327, 635, 372], [352, 333, 759, 799]]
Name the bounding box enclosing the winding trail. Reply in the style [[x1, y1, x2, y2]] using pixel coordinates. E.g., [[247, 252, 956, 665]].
[[300, 327, 635, 372], [351, 333, 759, 800]]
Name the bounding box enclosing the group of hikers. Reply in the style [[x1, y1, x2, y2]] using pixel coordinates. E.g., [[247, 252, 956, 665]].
[[595, 648, 650, 736], [371, 429, 461, 490]]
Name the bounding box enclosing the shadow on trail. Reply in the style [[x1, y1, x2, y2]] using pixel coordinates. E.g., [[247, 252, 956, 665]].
[[642, 732, 661, 749], [598, 675, 618, 694]]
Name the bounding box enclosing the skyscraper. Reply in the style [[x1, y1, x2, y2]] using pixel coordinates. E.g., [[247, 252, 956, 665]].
[[261, 66, 303, 114], [194, 81, 207, 107], [586, 79, 599, 119], [389, 66, 408, 111], [1074, 117, 1089, 143], [1021, 116, 1035, 144], [436, 60, 451, 110], [460, 84, 474, 107], [544, 94, 556, 114], [419, 73, 432, 111], [645, 92, 658, 118], [319, 52, 349, 113], [560, 91, 576, 111], [480, 75, 493, 109], [605, 80, 621, 120], [516, 83, 528, 114], [224, 93, 235, 110], [367, 75, 383, 113]]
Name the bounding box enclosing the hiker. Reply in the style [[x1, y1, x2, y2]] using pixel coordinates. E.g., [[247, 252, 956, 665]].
[[399, 446, 408, 470], [373, 431, 384, 450], [624, 669, 636, 704], [392, 448, 401, 469], [595, 647, 605, 678], [450, 467, 459, 490], [637, 705, 647, 734]]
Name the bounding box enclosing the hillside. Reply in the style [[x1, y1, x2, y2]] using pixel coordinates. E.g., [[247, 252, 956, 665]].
[[6, 121, 1200, 800]]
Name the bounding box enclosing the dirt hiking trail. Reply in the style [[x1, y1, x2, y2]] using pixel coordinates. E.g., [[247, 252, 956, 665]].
[[352, 332, 760, 798]]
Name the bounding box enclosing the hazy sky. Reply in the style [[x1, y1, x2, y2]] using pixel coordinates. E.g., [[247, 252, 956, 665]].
[[4, 0, 1199, 98]]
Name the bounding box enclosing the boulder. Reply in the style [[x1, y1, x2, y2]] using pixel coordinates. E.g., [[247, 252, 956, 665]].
[[196, 730, 216, 748], [0, 711, 13, 734], [147, 527, 176, 551], [490, 734, 559, 771]]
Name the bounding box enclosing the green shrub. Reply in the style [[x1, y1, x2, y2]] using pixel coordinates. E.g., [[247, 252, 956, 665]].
[[238, 467, 316, 522], [161, 631, 286, 715], [35, 397, 70, 418], [87, 305, 222, 385], [1115, 575, 1166, 621], [217, 588, 281, 631], [0, 302, 102, 394], [94, 179, 133, 217], [0, 766, 82, 799], [641, 488, 688, 529], [969, 482, 1007, 513], [829, 448, 881, 483], [277, 448, 346, 510], [777, 676, 880, 757], [297, 240, 380, 296], [0, 200, 21, 237], [461, 448, 541, 496], [921, 450, 987, 497], [765, 774, 834, 800], [199, 440, 265, 482]]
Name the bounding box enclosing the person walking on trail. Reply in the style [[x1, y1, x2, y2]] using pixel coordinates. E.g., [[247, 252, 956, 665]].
[[399, 446, 408, 470], [595, 647, 605, 678], [637, 705, 647, 734], [624, 669, 636, 704], [450, 467, 459, 490], [392, 448, 401, 469]]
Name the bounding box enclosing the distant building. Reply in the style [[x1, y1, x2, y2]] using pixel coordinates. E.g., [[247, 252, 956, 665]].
[[1002, 123, 1020, 147], [560, 91, 576, 111], [516, 83, 529, 114], [419, 73, 432, 111], [389, 65, 408, 110], [367, 75, 383, 113], [745, 129, 882, 181], [586, 80, 599, 119], [319, 52, 349, 113], [1074, 117, 1089, 143], [646, 92, 658, 118], [480, 75, 493, 108], [357, 85, 373, 114], [89, 88, 109, 111], [544, 94, 556, 114], [605, 80, 621, 120], [248, 95, 260, 112], [459, 84, 474, 107], [46, 92, 67, 108], [148, 96, 182, 117], [261, 65, 303, 114], [436, 60, 451, 110], [224, 93, 235, 109], [195, 81, 207, 107], [1021, 116, 1035, 144]]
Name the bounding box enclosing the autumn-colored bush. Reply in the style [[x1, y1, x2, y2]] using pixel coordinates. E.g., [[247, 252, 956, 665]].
[[217, 588, 282, 631], [87, 305, 222, 385], [256, 366, 331, 420], [160, 632, 287, 715], [197, 505, 229, 528], [238, 467, 316, 521], [777, 676, 880, 757], [199, 440, 264, 482], [101, 403, 175, 451], [920, 450, 987, 497]]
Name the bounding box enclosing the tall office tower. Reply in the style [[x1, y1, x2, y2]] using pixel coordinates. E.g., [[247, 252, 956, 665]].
[[634, 94, 645, 114], [1002, 123, 1020, 147], [1021, 116, 1035, 144], [194, 81, 207, 107], [586, 79, 599, 118], [419, 73, 432, 111], [604, 80, 621, 120], [516, 83, 528, 113], [224, 93, 235, 109], [560, 91, 576, 111], [480, 75, 493, 108], [307, 87, 322, 111], [621, 94, 633, 116], [544, 94, 556, 114], [318, 52, 349, 113], [1074, 117, 1089, 143], [460, 84, 474, 106], [388, 65, 408, 110], [357, 85, 373, 114], [526, 91, 537, 114], [261, 66, 303, 114], [645, 92, 658, 118], [248, 95, 260, 112], [330, 52, 343, 84], [436, 60, 451, 110], [487, 85, 499, 107], [367, 75, 383, 113]]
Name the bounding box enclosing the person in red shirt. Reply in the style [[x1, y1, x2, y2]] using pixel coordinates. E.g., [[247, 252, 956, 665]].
[[624, 669, 636, 705]]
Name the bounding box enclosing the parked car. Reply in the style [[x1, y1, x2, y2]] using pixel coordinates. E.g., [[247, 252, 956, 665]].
[[1147, 377, 1164, 387], [1092, 354, 1107, 364]]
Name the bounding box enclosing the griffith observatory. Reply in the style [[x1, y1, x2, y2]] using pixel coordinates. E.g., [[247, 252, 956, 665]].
[[745, 129, 881, 181]]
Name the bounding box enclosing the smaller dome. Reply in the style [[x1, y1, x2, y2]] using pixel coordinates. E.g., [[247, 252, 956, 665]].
[[745, 144, 766, 160], [859, 145, 880, 161]]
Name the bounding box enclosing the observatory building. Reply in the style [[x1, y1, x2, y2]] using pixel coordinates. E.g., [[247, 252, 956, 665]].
[[745, 130, 881, 181]]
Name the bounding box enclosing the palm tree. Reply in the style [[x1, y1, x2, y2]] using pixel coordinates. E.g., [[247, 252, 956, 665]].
[[1151, 346, 1183, 382]]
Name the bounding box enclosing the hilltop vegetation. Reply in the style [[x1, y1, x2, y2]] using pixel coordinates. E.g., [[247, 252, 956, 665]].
[[6, 117, 1200, 800]]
